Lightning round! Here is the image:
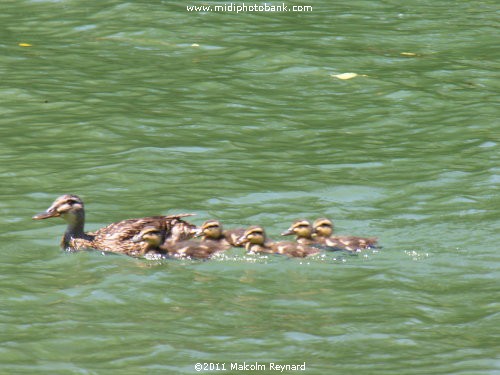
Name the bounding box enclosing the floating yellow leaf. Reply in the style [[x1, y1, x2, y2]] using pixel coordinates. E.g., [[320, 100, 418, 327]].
[[191, 43, 200, 47], [331, 73, 359, 80], [400, 52, 417, 56], [18, 43, 33, 47]]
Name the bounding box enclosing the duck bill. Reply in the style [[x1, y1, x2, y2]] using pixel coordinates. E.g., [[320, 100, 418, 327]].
[[192, 228, 203, 238], [32, 209, 60, 220], [131, 233, 143, 243], [281, 228, 294, 236], [234, 235, 247, 246]]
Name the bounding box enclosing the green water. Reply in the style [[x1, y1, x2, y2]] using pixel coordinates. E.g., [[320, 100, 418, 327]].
[[1, 0, 499, 374]]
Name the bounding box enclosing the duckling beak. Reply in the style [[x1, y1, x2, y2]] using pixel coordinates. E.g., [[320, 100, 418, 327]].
[[131, 233, 143, 243], [235, 235, 247, 246], [192, 227, 203, 238], [281, 228, 294, 236], [32, 208, 60, 220]]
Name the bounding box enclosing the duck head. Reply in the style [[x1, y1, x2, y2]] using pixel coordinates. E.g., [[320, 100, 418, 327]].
[[131, 226, 164, 248], [33, 194, 85, 227], [195, 220, 223, 240], [236, 226, 266, 247], [281, 219, 313, 239], [313, 218, 334, 237]]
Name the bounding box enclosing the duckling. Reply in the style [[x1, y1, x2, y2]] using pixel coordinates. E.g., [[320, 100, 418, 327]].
[[165, 216, 198, 244], [194, 220, 246, 249], [313, 217, 378, 251], [130, 226, 168, 258], [32, 194, 196, 257], [282, 218, 356, 252], [132, 225, 225, 260], [235, 226, 275, 255], [237, 226, 320, 258], [281, 219, 316, 245]]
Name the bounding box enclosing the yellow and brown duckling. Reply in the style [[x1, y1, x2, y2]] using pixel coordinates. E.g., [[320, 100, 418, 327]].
[[281, 219, 316, 245], [130, 225, 168, 258], [194, 219, 246, 249], [313, 217, 378, 251], [237, 225, 320, 258], [32, 194, 196, 257], [281, 218, 359, 252], [132, 225, 226, 260]]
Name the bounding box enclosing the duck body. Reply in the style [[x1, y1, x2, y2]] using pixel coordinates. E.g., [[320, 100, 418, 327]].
[[33, 194, 196, 257], [86, 216, 190, 257], [195, 220, 246, 249], [167, 241, 225, 260], [238, 226, 319, 258], [313, 218, 378, 251], [315, 235, 378, 251], [272, 241, 320, 258]]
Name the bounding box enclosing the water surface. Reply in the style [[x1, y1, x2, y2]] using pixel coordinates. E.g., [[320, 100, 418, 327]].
[[1, 0, 498, 374]]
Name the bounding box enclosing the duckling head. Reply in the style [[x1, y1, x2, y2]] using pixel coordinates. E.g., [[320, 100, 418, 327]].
[[195, 220, 223, 240], [313, 218, 334, 237], [33, 194, 85, 225], [236, 226, 267, 246], [131, 226, 164, 247], [281, 219, 313, 239]]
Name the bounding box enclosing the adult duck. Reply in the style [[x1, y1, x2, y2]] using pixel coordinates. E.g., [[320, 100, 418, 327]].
[[32, 194, 196, 257]]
